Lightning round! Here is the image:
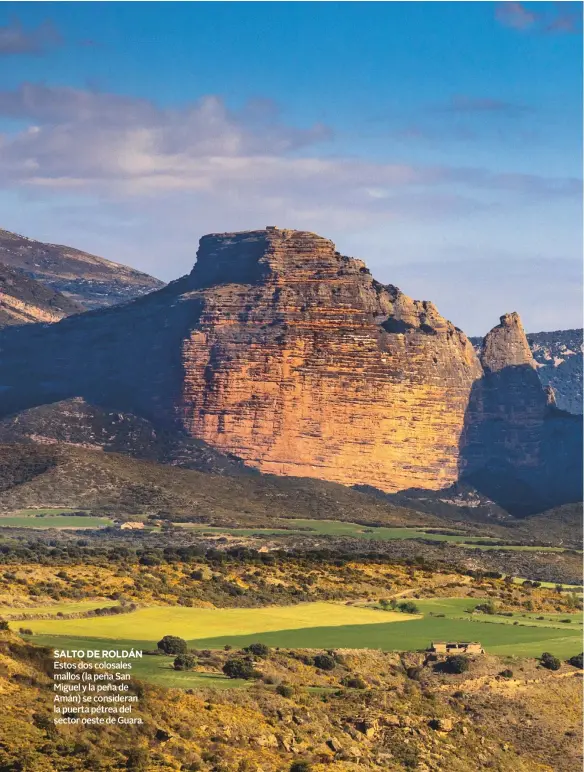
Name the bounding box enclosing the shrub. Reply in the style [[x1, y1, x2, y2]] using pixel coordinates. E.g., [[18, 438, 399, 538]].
[[540, 652, 561, 671], [126, 748, 150, 771], [475, 601, 496, 615], [276, 683, 294, 698], [313, 653, 336, 671], [445, 655, 470, 674], [173, 654, 196, 671], [341, 675, 367, 689], [0, 620, 9, 631], [406, 666, 422, 681], [398, 601, 419, 614], [290, 763, 312, 772], [222, 658, 257, 680], [568, 653, 583, 669], [157, 635, 187, 655], [245, 642, 270, 658], [499, 669, 513, 679]]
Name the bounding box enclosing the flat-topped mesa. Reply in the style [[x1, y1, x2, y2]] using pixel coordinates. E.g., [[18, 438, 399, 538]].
[[480, 312, 536, 373], [189, 227, 348, 289], [188, 227, 458, 335]]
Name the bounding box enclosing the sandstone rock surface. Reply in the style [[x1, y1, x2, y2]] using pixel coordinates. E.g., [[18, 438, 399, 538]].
[[179, 228, 482, 492]]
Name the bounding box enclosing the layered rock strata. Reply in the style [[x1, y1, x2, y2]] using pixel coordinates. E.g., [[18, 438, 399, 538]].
[[179, 228, 482, 491]]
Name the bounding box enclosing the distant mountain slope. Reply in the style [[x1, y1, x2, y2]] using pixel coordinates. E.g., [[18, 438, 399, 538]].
[[0, 228, 164, 309], [470, 328, 583, 414], [0, 263, 83, 326], [527, 329, 583, 415]]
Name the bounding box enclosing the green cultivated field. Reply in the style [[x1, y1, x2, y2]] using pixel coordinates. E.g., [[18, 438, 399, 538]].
[[175, 519, 572, 551], [8, 508, 80, 515], [0, 514, 112, 529], [0, 601, 117, 618], [176, 519, 487, 543], [21, 602, 411, 639]]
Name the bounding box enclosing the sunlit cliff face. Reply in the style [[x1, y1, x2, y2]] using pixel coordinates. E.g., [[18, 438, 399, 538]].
[[179, 227, 483, 492]]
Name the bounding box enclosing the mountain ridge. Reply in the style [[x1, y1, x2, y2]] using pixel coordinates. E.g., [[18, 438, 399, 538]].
[[0, 226, 580, 517], [0, 227, 164, 309]]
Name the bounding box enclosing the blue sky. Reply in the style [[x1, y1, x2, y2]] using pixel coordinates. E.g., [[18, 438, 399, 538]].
[[0, 1, 581, 334]]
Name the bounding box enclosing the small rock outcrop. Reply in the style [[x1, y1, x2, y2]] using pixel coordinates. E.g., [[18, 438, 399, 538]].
[[481, 312, 536, 373]]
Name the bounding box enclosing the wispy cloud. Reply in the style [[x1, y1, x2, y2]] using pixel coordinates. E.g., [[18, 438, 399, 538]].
[[0, 19, 62, 56], [0, 79, 580, 275], [435, 95, 532, 116], [495, 2, 582, 34]]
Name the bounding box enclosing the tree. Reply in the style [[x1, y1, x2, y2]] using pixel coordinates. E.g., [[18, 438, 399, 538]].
[[540, 652, 561, 671], [568, 653, 583, 669], [245, 642, 270, 658], [222, 658, 257, 680], [157, 635, 187, 655], [445, 655, 470, 674], [173, 654, 196, 671], [313, 653, 336, 671]]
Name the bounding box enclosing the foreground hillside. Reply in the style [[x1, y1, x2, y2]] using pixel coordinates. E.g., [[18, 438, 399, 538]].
[[0, 228, 164, 309], [0, 443, 438, 527], [0, 399, 249, 476], [0, 551, 582, 771], [0, 631, 581, 772]]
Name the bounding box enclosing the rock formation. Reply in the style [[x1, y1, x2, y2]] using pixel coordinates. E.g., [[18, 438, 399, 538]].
[[470, 327, 583, 415], [179, 228, 482, 492], [459, 313, 582, 514], [0, 227, 580, 513]]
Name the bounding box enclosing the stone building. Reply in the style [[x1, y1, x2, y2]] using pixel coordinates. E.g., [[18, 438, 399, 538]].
[[429, 641, 484, 655]]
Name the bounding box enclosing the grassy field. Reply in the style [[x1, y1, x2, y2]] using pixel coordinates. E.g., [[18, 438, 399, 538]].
[[511, 577, 583, 590], [176, 519, 491, 543], [19, 602, 411, 639], [0, 515, 112, 529], [175, 518, 573, 551], [414, 598, 584, 628]]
